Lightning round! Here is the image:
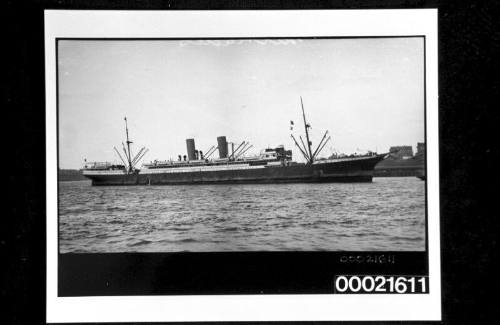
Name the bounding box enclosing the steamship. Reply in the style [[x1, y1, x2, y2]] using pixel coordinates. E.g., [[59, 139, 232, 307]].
[[82, 99, 387, 186]]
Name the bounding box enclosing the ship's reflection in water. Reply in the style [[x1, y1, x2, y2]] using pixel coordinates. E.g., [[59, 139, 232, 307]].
[[58, 177, 425, 253]]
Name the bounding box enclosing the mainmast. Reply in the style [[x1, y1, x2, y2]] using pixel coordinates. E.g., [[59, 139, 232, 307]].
[[300, 97, 314, 164], [111, 117, 147, 173], [124, 117, 133, 172]]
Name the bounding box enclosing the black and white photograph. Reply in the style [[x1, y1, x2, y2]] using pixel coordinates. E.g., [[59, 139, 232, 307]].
[[8, 1, 499, 323], [58, 37, 426, 253], [44, 10, 441, 322]]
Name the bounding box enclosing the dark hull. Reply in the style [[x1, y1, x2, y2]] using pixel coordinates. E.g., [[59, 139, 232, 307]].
[[84, 154, 386, 186]]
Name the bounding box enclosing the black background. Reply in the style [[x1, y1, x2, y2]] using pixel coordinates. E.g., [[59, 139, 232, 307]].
[[5, 0, 498, 324], [59, 252, 428, 296]]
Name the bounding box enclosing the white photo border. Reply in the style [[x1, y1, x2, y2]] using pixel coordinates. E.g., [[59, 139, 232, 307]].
[[45, 9, 440, 322]]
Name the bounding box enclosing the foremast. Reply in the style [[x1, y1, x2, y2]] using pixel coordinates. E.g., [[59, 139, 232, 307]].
[[301, 96, 314, 163], [290, 97, 331, 165]]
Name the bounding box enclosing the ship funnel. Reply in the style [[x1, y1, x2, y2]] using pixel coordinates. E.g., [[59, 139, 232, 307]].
[[186, 138, 196, 161], [217, 136, 228, 158]]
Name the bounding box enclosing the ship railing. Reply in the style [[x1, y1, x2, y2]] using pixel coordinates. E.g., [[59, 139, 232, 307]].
[[83, 162, 125, 170]]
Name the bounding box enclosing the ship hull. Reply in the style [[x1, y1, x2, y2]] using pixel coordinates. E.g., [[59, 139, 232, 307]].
[[84, 154, 386, 186]]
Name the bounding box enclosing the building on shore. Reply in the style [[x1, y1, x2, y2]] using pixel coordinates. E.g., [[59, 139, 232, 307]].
[[389, 145, 414, 159], [375, 143, 424, 177], [415, 142, 425, 158]]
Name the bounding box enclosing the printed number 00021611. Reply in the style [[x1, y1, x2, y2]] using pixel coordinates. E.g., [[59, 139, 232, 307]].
[[334, 276, 428, 294]]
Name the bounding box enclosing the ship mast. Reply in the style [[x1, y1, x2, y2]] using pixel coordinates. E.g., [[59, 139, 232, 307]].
[[124, 117, 133, 172], [112, 117, 148, 172], [291, 97, 331, 164], [300, 97, 314, 164]]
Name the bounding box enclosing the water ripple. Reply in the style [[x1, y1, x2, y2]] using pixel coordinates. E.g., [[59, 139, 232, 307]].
[[58, 178, 426, 252]]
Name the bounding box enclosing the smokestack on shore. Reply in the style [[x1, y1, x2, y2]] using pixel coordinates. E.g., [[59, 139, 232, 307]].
[[217, 136, 228, 158], [186, 138, 196, 161]]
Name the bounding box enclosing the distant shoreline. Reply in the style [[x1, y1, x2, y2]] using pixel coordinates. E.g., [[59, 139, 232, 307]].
[[58, 169, 87, 181]]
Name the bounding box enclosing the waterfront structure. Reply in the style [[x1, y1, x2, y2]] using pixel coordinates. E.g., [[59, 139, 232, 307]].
[[389, 146, 414, 159], [375, 142, 425, 177]]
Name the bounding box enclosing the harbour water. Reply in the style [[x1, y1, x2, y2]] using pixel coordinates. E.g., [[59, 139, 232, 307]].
[[58, 177, 426, 253]]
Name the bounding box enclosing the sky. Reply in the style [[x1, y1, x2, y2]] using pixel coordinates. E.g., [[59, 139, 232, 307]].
[[58, 38, 425, 169]]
